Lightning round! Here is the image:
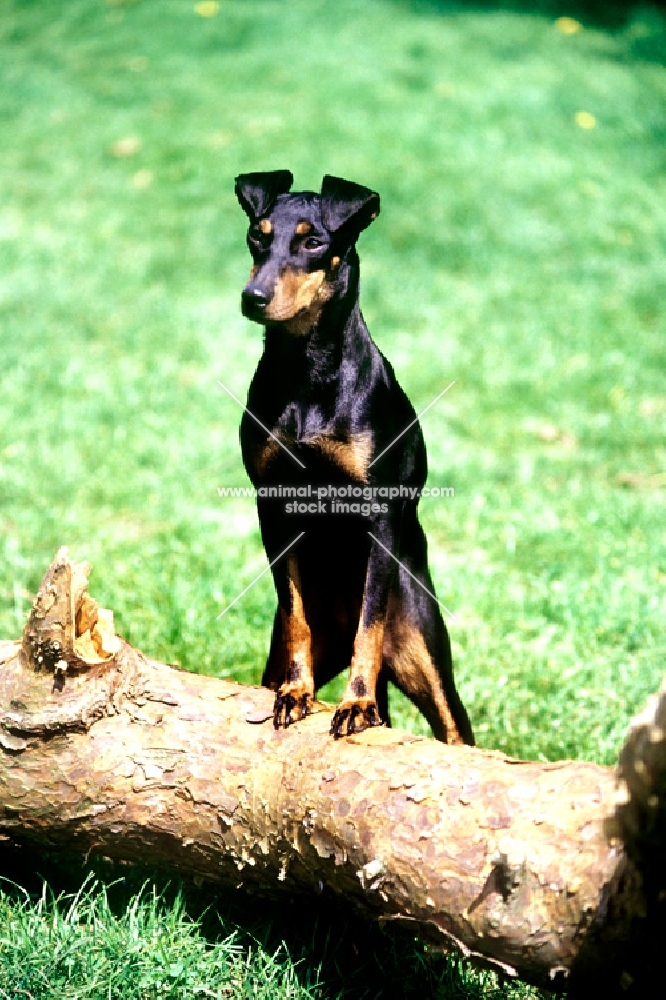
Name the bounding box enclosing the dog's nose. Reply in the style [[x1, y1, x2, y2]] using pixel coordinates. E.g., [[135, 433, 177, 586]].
[[241, 286, 270, 312]]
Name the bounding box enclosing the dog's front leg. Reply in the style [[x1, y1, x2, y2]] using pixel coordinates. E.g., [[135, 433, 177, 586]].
[[330, 520, 395, 738], [270, 554, 315, 729]]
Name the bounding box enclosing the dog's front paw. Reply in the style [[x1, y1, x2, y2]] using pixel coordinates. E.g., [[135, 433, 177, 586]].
[[273, 685, 313, 729], [330, 699, 382, 739]]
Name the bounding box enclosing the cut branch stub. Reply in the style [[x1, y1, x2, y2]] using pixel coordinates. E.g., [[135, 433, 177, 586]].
[[1, 547, 128, 750], [21, 545, 121, 675]]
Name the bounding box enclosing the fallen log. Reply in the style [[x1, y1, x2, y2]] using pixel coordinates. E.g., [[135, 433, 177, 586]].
[[0, 549, 663, 995]]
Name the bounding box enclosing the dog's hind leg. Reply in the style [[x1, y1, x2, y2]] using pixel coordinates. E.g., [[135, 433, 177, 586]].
[[384, 602, 473, 744], [383, 516, 474, 745]]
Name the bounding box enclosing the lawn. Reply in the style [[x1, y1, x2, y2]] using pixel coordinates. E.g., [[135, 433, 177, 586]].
[[0, 0, 664, 996]]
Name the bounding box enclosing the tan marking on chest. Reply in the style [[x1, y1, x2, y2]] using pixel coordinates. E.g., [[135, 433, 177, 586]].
[[307, 430, 373, 482], [252, 438, 281, 478]]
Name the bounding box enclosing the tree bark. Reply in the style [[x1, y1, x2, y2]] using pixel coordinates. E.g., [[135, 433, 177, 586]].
[[0, 549, 662, 995]]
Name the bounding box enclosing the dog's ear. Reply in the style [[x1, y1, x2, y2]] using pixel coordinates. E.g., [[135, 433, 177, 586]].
[[320, 175, 380, 243], [235, 170, 293, 220]]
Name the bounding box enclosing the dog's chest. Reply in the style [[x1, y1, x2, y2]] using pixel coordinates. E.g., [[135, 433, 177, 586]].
[[246, 405, 373, 485]]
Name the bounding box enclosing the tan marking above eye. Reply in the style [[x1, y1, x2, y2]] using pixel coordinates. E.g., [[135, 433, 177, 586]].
[[259, 219, 273, 234], [295, 221, 312, 235]]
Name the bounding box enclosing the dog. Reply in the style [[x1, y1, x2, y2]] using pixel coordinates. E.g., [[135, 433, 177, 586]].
[[235, 170, 474, 744]]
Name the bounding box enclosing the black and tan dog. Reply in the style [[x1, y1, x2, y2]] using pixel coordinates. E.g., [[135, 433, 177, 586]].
[[235, 169, 473, 744]]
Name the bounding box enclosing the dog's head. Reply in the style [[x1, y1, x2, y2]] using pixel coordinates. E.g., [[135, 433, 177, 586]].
[[235, 171, 380, 334]]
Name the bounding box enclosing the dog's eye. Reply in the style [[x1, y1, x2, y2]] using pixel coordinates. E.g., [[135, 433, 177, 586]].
[[304, 237, 325, 251]]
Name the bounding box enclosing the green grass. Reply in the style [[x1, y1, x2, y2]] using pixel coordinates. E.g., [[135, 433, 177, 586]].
[[0, 853, 546, 1000], [0, 0, 665, 995], [0, 875, 316, 1000]]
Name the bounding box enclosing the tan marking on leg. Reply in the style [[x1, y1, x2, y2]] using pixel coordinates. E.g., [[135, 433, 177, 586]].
[[332, 591, 384, 737], [295, 221, 312, 235], [383, 617, 465, 744], [274, 555, 315, 727], [283, 556, 312, 674], [347, 619, 384, 696], [259, 218, 272, 234], [306, 431, 373, 482]]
